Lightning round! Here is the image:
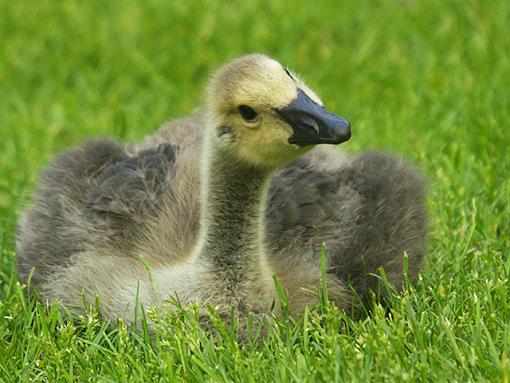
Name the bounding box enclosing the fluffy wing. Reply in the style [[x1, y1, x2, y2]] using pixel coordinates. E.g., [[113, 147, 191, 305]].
[[265, 151, 427, 297], [266, 155, 362, 255], [85, 143, 178, 221]]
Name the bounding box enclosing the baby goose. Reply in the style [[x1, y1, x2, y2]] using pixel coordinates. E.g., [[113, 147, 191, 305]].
[[16, 54, 426, 322]]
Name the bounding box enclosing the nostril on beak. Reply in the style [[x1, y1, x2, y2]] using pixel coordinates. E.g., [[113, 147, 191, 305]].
[[277, 89, 351, 145], [301, 115, 320, 135]]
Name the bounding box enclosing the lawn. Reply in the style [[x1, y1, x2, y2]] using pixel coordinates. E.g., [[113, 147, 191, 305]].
[[1, 0, 509, 381]]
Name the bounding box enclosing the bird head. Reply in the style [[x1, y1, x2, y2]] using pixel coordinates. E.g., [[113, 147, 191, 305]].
[[206, 54, 351, 169]]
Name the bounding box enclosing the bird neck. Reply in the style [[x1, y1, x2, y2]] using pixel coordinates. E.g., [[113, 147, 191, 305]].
[[196, 140, 271, 285]]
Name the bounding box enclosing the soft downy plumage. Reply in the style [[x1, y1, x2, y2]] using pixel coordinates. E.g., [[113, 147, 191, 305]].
[[16, 54, 426, 323]]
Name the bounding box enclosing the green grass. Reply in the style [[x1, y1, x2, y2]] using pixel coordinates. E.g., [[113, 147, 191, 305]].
[[1, 0, 509, 381]]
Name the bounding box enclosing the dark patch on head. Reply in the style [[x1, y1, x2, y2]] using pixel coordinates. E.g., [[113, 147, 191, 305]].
[[218, 125, 233, 137], [284, 67, 295, 81]]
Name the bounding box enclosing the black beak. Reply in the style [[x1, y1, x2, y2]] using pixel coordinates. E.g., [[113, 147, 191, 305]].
[[276, 89, 351, 145]]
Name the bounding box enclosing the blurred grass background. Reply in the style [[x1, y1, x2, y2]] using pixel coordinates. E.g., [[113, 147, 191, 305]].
[[0, 0, 509, 381]]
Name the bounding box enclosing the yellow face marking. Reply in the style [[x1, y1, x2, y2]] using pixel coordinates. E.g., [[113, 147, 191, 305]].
[[205, 54, 322, 169]]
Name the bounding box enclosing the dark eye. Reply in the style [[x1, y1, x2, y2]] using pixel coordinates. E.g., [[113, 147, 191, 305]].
[[238, 105, 258, 122]]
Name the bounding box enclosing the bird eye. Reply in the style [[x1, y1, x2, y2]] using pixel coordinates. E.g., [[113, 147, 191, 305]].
[[238, 105, 258, 122]]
